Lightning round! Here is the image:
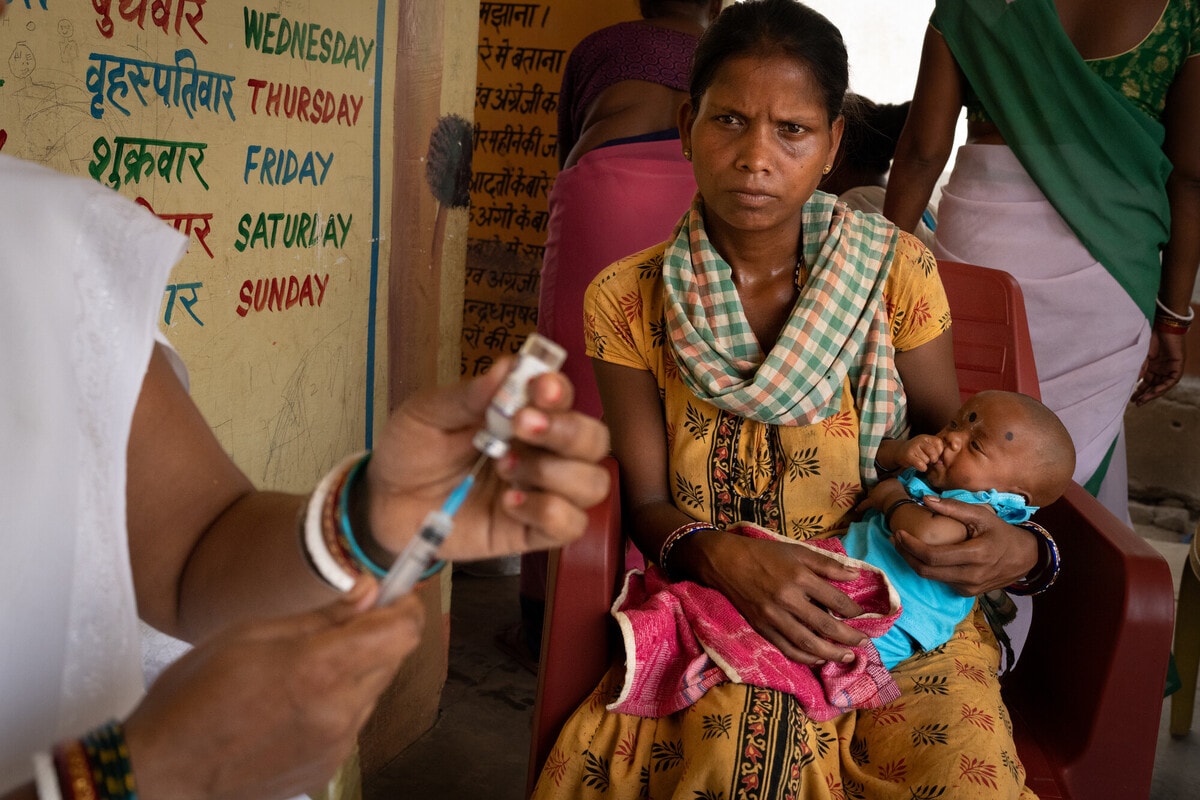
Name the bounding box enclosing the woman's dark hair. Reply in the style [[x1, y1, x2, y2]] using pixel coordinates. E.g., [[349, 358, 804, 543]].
[[840, 95, 912, 174], [689, 0, 849, 124], [639, 0, 711, 18]]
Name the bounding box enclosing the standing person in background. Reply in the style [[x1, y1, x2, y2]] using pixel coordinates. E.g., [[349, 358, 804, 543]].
[[515, 0, 722, 669], [0, 152, 611, 800], [540, 0, 724, 419], [821, 94, 937, 248], [884, 0, 1200, 521]]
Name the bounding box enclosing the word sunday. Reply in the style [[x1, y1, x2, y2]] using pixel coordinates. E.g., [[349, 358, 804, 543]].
[[87, 49, 235, 121], [236, 273, 330, 317], [246, 78, 364, 126], [243, 146, 334, 186], [243, 8, 375, 72], [234, 212, 353, 251], [94, 0, 208, 43]]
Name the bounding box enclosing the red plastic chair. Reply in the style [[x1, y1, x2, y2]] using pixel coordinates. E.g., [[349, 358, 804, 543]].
[[527, 260, 1176, 799]]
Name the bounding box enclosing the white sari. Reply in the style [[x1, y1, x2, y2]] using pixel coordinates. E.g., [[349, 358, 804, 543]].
[[932, 144, 1148, 521], [0, 154, 186, 790]]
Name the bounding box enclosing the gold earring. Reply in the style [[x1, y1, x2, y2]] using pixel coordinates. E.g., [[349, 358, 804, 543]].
[[683, 149, 692, 161], [822, 164, 831, 175]]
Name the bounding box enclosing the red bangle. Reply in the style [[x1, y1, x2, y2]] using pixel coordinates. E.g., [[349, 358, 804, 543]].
[[1155, 318, 1190, 336], [659, 521, 720, 579]]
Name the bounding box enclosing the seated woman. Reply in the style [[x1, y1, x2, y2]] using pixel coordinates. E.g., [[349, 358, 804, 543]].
[[532, 1, 1052, 797]]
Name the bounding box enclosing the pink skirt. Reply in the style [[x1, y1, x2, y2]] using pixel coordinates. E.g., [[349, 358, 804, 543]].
[[537, 138, 697, 419]]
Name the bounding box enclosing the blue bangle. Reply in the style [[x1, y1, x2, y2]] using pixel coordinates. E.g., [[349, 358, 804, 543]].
[[337, 453, 389, 578], [1006, 521, 1060, 596], [420, 560, 447, 582]]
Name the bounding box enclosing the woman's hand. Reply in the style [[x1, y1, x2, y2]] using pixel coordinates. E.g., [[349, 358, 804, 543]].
[[124, 583, 423, 800], [687, 530, 868, 666], [1133, 327, 1186, 406], [890, 494, 1037, 595], [366, 359, 611, 562]]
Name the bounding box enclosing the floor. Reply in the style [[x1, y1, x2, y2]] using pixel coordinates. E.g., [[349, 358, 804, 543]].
[[369, 524, 1200, 800]]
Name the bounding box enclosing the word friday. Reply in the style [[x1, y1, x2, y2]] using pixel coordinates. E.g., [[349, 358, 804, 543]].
[[243, 146, 333, 185], [235, 212, 352, 250], [243, 8, 375, 72], [236, 273, 330, 317]]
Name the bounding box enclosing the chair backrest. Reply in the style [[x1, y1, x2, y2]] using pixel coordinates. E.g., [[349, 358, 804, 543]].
[[937, 259, 1040, 400]]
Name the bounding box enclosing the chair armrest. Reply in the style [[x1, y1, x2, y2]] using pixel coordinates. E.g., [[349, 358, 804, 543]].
[[1004, 482, 1175, 799], [527, 457, 625, 792]]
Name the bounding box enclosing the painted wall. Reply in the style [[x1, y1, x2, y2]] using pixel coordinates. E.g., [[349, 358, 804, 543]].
[[461, 0, 636, 383], [0, 0, 397, 492]]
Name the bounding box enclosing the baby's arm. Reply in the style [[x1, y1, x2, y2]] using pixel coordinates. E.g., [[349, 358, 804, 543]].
[[875, 434, 944, 473], [865, 478, 969, 546]]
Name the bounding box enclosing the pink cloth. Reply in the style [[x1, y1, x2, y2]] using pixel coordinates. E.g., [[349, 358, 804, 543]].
[[536, 138, 697, 419], [609, 525, 902, 720]]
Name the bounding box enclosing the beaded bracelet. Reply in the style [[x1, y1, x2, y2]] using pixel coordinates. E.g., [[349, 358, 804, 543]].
[[82, 721, 136, 800], [1006, 521, 1061, 596], [49, 720, 136, 800], [659, 521, 720, 579]]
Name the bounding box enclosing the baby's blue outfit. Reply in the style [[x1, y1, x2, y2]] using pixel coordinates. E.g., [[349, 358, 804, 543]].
[[840, 469, 1035, 670]]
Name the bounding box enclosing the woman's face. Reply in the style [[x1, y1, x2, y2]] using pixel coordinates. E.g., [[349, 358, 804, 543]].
[[679, 53, 843, 245]]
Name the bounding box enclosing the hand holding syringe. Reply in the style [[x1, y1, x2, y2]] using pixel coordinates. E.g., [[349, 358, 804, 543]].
[[375, 334, 567, 606]]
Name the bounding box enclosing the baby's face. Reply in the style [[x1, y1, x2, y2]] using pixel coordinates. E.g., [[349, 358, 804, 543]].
[[921, 394, 1036, 503]]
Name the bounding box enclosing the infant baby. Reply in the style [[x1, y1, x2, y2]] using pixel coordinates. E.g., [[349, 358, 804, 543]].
[[851, 389, 1076, 668]]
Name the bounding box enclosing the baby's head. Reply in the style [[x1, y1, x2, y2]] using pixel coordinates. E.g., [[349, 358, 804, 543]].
[[922, 391, 1075, 507]]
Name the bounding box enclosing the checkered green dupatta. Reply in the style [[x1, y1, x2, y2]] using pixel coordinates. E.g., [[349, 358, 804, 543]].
[[662, 191, 908, 481]]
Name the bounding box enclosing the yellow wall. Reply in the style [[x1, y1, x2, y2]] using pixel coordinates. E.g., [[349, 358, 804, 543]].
[[0, 1, 397, 491], [462, 0, 638, 379]]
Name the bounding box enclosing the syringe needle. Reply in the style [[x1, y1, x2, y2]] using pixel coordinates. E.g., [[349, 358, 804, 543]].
[[375, 456, 487, 606]]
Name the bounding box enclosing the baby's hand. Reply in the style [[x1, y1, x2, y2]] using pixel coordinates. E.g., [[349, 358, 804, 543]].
[[897, 434, 944, 472]]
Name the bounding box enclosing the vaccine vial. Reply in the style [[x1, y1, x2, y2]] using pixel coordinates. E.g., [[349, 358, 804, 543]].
[[473, 333, 567, 459]]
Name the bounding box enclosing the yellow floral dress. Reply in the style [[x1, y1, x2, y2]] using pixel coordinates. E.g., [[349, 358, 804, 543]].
[[532, 232, 1038, 800]]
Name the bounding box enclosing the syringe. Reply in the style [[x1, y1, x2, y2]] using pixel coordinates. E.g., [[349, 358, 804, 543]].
[[375, 334, 566, 606], [375, 452, 488, 606]]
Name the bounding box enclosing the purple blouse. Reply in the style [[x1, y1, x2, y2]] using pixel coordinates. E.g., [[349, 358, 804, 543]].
[[557, 21, 698, 161]]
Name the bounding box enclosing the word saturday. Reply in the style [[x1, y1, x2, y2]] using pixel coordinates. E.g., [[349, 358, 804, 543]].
[[234, 212, 353, 250]]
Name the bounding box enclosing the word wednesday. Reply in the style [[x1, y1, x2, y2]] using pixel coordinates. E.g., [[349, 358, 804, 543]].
[[235, 212, 353, 251], [243, 8, 375, 72]]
